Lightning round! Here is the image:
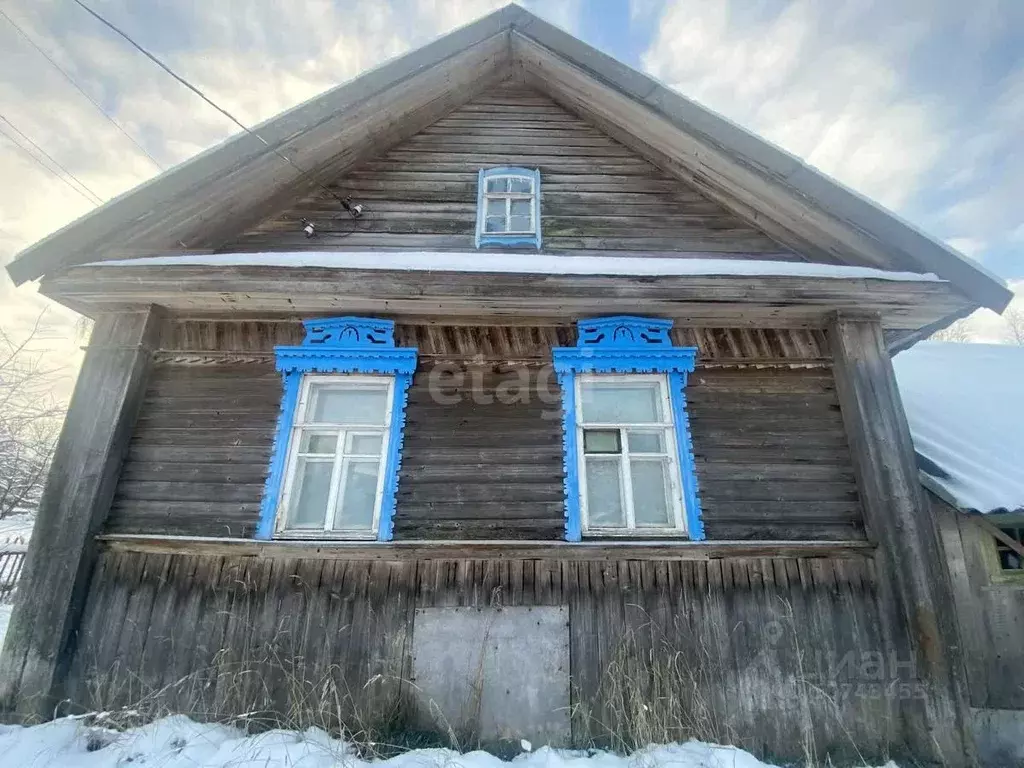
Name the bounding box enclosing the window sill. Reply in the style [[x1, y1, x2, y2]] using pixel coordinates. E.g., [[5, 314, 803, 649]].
[[96, 534, 875, 562], [274, 530, 378, 542], [583, 529, 692, 539]]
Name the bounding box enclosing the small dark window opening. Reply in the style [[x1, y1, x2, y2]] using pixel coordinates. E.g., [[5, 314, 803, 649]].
[[995, 526, 1024, 571]]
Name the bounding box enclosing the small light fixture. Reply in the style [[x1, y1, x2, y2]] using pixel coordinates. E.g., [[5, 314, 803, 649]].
[[341, 197, 363, 218], [301, 218, 316, 238]]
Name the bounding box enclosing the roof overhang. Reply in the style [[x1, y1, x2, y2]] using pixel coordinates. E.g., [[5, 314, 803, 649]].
[[7, 5, 1011, 318], [40, 257, 973, 341]]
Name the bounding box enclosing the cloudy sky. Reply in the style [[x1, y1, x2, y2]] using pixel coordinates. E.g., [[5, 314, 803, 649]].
[[1, 0, 1022, 399]]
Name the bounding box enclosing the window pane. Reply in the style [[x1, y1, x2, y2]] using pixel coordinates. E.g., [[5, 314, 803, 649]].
[[1001, 550, 1022, 570], [335, 460, 380, 530], [627, 430, 666, 453], [485, 177, 508, 193], [585, 457, 625, 527], [310, 384, 389, 425], [485, 215, 507, 233], [509, 215, 532, 232], [580, 380, 663, 424], [347, 433, 383, 455], [510, 199, 532, 216], [630, 459, 673, 528], [485, 198, 505, 217], [299, 432, 337, 454], [583, 429, 621, 454], [508, 177, 532, 193], [288, 458, 333, 528]]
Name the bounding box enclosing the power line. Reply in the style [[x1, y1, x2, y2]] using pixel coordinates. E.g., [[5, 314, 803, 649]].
[[0, 114, 104, 205], [70, 0, 355, 209], [0, 7, 164, 172], [0, 123, 100, 206]]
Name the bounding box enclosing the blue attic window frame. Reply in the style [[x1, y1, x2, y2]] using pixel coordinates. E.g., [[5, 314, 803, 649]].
[[475, 167, 542, 249], [552, 316, 704, 542], [255, 316, 417, 542]]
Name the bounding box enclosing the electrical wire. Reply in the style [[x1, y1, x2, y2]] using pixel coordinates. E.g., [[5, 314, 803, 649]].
[[0, 114, 104, 205], [0, 7, 164, 172], [70, 0, 372, 236]]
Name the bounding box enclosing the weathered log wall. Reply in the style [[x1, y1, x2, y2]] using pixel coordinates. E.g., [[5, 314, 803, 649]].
[[63, 546, 928, 764], [104, 321, 863, 541]]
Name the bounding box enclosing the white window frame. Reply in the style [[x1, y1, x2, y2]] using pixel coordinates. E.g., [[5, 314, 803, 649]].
[[481, 173, 537, 235], [574, 373, 687, 536], [276, 374, 394, 539]]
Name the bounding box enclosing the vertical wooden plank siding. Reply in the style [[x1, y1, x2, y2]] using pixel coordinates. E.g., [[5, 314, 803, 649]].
[[828, 316, 973, 765], [62, 549, 932, 764], [931, 492, 1024, 710], [0, 308, 162, 719]]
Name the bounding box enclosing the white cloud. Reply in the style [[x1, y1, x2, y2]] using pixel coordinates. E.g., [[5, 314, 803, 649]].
[[945, 238, 987, 258], [637, 0, 1024, 281], [0, 0, 581, 404], [639, 0, 947, 211]]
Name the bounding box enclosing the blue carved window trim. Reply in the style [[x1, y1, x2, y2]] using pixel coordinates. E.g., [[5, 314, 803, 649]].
[[255, 316, 417, 542], [552, 316, 703, 542], [475, 167, 542, 249]]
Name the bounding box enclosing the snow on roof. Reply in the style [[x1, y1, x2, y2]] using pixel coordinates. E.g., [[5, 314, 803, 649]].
[[893, 341, 1024, 514], [87, 251, 943, 282]]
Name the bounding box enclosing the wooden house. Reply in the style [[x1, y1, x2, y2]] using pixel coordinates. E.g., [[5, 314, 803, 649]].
[[0, 6, 1014, 765], [894, 342, 1024, 767]]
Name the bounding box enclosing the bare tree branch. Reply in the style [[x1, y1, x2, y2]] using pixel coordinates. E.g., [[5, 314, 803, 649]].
[[0, 309, 66, 519], [1004, 307, 1024, 346], [929, 318, 975, 343]]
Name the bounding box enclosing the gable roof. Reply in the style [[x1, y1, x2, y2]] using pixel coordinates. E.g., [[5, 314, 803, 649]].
[[894, 341, 1024, 514], [5, 5, 1012, 314]]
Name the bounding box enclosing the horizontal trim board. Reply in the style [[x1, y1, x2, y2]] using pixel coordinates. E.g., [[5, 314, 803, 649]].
[[98, 534, 876, 561]]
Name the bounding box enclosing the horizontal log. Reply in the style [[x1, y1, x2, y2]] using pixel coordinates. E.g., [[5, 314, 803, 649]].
[[396, 484, 563, 506], [688, 433, 849, 449], [397, 501, 564, 518], [702, 522, 864, 542], [685, 393, 840, 409], [397, 446, 563, 464], [395, 522, 564, 541], [403, 434, 561, 449], [127, 445, 271, 463], [120, 462, 269, 484], [109, 499, 262, 516], [399, 463, 564, 482], [703, 501, 862, 520], [135, 412, 278, 429], [116, 481, 265, 503], [693, 447, 856, 463], [96, 534, 877, 561], [698, 480, 858, 502], [130, 428, 274, 447], [695, 462, 856, 482]]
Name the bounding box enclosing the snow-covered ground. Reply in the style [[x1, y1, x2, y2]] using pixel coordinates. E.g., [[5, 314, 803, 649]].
[[0, 512, 34, 546], [0, 602, 12, 647], [0, 716, 899, 768]]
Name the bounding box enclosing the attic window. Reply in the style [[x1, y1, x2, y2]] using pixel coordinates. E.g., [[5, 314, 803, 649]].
[[476, 167, 541, 249]]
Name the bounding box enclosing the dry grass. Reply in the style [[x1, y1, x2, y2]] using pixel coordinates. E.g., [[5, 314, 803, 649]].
[[571, 615, 733, 753]]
